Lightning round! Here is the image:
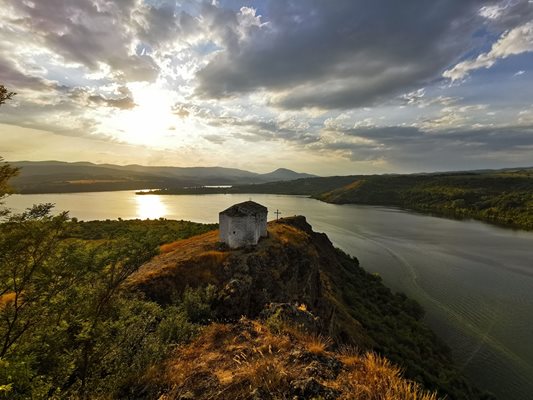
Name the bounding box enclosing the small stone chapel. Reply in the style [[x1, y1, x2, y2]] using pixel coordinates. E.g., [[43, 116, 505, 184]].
[[219, 201, 268, 248]]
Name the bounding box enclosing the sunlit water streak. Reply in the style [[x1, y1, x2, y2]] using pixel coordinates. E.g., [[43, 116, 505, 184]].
[[4, 191, 533, 399], [135, 194, 167, 219]]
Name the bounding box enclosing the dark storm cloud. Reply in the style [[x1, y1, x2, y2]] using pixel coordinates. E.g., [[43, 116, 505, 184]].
[[196, 0, 501, 109], [480, 0, 533, 30], [327, 125, 533, 165], [134, 5, 202, 47], [340, 125, 533, 152]]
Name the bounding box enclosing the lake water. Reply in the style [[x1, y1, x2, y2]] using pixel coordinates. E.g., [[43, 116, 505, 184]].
[[4, 191, 533, 399]]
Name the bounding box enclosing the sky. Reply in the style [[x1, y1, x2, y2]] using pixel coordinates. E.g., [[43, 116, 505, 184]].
[[0, 0, 532, 175]]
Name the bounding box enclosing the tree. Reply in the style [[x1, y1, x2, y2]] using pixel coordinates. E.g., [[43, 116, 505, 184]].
[[0, 205, 163, 398], [0, 85, 16, 107], [0, 85, 19, 214], [0, 159, 18, 200], [0, 158, 19, 217]]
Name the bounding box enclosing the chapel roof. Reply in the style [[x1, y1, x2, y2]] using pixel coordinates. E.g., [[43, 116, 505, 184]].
[[219, 201, 268, 217]]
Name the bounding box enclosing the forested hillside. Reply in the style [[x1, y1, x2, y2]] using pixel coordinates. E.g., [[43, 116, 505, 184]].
[[154, 169, 533, 230], [316, 170, 533, 230]]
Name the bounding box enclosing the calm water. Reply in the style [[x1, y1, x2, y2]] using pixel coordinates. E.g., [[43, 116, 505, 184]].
[[5, 191, 533, 399]]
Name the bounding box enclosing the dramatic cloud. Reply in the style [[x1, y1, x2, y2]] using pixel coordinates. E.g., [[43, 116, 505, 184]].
[[196, 0, 493, 109], [11, 0, 162, 81], [444, 21, 533, 81], [0, 0, 532, 174], [320, 124, 533, 170]]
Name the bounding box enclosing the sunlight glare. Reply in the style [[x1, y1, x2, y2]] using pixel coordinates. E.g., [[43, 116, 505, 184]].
[[135, 195, 167, 219], [105, 83, 181, 146]]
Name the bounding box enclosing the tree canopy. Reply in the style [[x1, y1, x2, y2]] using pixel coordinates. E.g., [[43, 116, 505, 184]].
[[0, 85, 19, 211], [0, 85, 15, 107]]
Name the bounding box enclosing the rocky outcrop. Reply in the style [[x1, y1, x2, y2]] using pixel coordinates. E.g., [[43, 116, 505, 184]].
[[129, 215, 487, 400], [129, 216, 361, 341]]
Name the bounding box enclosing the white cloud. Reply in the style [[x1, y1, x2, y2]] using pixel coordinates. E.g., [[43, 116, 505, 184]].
[[417, 104, 489, 130], [443, 21, 533, 81], [517, 105, 533, 124], [479, 4, 508, 20], [401, 88, 425, 105]]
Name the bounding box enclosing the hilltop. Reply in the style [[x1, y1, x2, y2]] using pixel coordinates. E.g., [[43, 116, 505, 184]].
[[127, 216, 488, 399], [8, 161, 315, 193]]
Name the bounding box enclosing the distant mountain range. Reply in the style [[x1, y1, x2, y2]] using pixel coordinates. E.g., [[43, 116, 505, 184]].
[[8, 161, 316, 193]]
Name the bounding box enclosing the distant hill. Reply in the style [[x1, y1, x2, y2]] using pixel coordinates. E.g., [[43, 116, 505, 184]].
[[8, 161, 316, 193], [147, 167, 533, 231], [312, 169, 533, 230], [257, 167, 315, 182]]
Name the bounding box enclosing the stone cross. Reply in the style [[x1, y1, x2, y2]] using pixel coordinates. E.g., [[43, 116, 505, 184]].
[[274, 209, 282, 220]]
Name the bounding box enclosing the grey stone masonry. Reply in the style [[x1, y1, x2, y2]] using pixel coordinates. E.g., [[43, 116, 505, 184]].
[[219, 201, 268, 248]]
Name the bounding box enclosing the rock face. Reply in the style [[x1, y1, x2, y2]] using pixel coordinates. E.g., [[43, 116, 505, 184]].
[[290, 377, 341, 400], [129, 216, 363, 341], [260, 303, 321, 334]]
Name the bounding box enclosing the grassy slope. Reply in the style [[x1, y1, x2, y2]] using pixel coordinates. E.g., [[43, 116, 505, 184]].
[[149, 319, 439, 400], [129, 217, 489, 399]]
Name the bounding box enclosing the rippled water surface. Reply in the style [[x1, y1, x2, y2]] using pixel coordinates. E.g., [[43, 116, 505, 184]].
[[5, 192, 533, 399]]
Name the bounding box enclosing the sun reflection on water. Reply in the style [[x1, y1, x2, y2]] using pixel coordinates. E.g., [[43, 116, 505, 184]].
[[135, 195, 167, 219]]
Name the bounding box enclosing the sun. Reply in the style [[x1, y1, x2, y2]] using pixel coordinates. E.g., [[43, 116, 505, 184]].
[[101, 83, 183, 147]]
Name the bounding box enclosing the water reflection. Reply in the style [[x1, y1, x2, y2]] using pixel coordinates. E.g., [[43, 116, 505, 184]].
[[135, 194, 167, 219]]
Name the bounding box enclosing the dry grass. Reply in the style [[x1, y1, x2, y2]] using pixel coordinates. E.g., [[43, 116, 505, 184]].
[[335, 352, 439, 400], [154, 319, 440, 400], [126, 231, 229, 299], [159, 241, 182, 254], [195, 250, 229, 268], [318, 180, 365, 202], [304, 334, 333, 355], [159, 320, 295, 399], [0, 292, 16, 309], [285, 327, 333, 355], [267, 222, 310, 247], [127, 220, 314, 302]]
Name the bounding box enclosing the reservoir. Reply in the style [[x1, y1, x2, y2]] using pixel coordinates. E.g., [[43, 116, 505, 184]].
[[4, 191, 533, 399]]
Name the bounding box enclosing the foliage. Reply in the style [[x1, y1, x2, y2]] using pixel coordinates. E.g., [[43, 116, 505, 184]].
[[64, 218, 217, 245], [179, 285, 218, 324], [0, 200, 218, 399], [0, 159, 19, 217], [0, 85, 16, 107], [0, 88, 20, 215]]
